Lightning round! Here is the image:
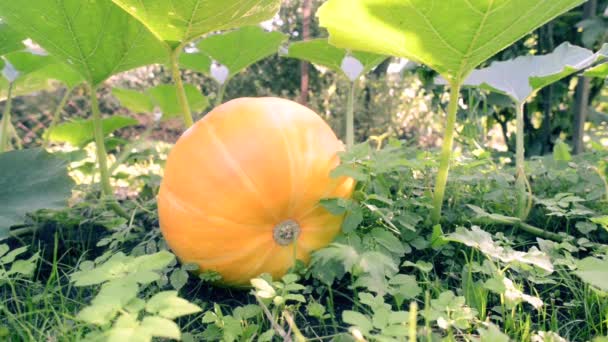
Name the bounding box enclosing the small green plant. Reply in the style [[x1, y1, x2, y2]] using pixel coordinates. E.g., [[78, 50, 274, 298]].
[[70, 250, 202, 341]]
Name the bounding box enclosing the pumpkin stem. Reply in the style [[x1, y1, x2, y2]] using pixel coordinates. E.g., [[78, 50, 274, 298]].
[[273, 220, 301, 246]]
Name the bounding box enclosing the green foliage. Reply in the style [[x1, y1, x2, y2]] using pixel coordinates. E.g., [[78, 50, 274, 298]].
[[111, 0, 281, 50], [448, 226, 554, 272], [146, 85, 209, 118], [0, 149, 73, 237], [574, 257, 608, 292], [113, 85, 209, 119], [46, 116, 138, 148], [70, 250, 175, 286], [182, 26, 288, 81], [72, 250, 201, 341], [0, 22, 24, 56], [251, 273, 306, 307], [318, 0, 587, 82], [285, 38, 385, 81], [0, 245, 38, 282], [0, 2, 607, 342], [0, 0, 168, 85], [342, 292, 410, 340]]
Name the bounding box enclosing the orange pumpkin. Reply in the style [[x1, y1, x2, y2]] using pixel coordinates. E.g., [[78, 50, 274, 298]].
[[157, 97, 355, 286]]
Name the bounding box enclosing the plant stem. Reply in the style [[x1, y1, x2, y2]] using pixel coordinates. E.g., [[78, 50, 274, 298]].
[[170, 49, 194, 128], [431, 82, 462, 224], [44, 87, 72, 148], [90, 86, 112, 197], [515, 102, 530, 219], [345, 81, 356, 148], [409, 301, 418, 342], [90, 85, 128, 218], [0, 82, 15, 152], [518, 221, 563, 242], [216, 82, 227, 107]]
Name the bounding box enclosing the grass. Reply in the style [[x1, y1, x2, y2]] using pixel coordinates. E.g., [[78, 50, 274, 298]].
[[1, 140, 607, 341]]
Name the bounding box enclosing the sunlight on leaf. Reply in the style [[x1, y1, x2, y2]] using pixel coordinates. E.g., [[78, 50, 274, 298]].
[[0, 0, 168, 85], [111, 0, 281, 50], [448, 226, 553, 273], [318, 0, 587, 82]]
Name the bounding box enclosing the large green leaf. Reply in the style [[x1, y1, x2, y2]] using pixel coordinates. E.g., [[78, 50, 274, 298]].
[[286, 38, 386, 81], [147, 84, 209, 119], [2, 51, 50, 82], [574, 257, 608, 292], [179, 51, 212, 75], [0, 51, 83, 100], [191, 26, 287, 80], [0, 61, 83, 100], [0, 148, 74, 237], [113, 85, 209, 119], [47, 116, 139, 148], [318, 0, 587, 83], [110, 0, 281, 50], [455, 43, 597, 103], [0, 0, 168, 85], [111, 88, 155, 114], [0, 22, 24, 56]]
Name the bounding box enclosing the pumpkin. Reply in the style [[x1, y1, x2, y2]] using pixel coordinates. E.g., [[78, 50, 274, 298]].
[[157, 97, 355, 286]]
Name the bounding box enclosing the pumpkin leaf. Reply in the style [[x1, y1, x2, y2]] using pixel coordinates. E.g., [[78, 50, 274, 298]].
[[0, 60, 83, 100], [1, 50, 83, 87], [0, 149, 74, 239], [2, 51, 50, 82], [112, 88, 155, 114], [574, 257, 608, 292], [285, 38, 386, 81], [112, 85, 209, 119], [182, 26, 287, 82], [454, 43, 597, 103], [583, 44, 608, 78], [47, 116, 139, 148], [0, 0, 168, 85], [318, 0, 586, 83], [179, 50, 213, 76], [111, 0, 281, 50], [147, 84, 209, 119], [0, 22, 24, 56]]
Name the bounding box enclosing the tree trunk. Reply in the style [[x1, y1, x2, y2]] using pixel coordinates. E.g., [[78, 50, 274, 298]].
[[299, 0, 312, 105], [572, 0, 597, 154]]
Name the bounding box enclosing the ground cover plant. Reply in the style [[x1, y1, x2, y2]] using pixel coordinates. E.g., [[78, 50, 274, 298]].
[[1, 0, 608, 341]]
